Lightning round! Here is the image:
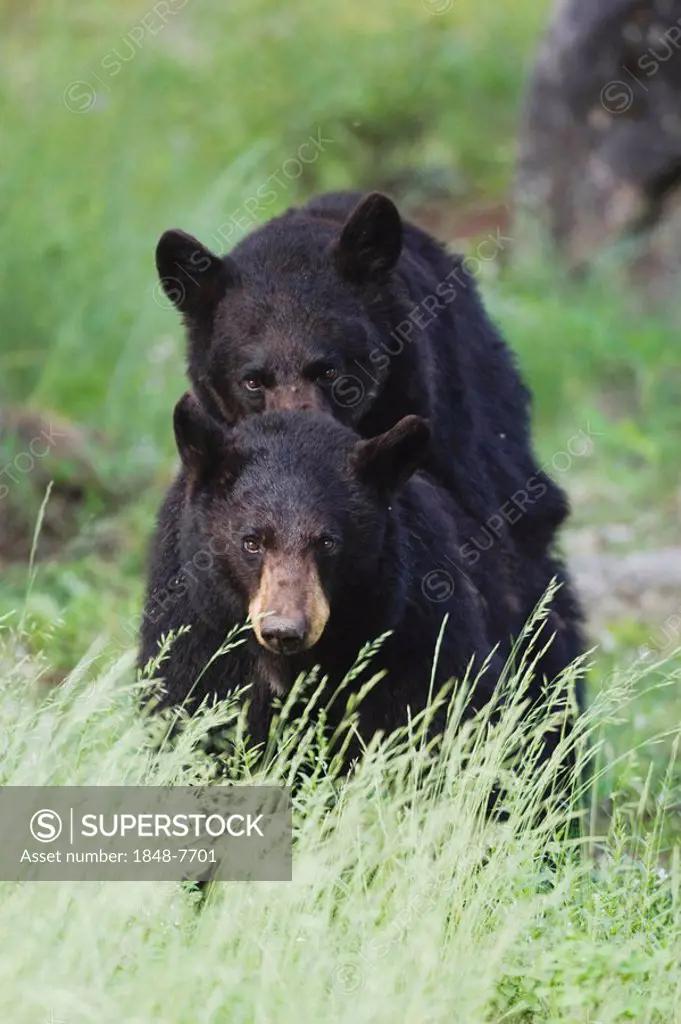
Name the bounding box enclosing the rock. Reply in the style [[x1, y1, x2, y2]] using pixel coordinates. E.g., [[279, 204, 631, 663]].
[[569, 545, 681, 639], [515, 0, 681, 299]]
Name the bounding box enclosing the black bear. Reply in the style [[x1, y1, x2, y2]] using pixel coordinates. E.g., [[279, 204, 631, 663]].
[[139, 393, 581, 775], [139, 393, 504, 752], [155, 191, 569, 559], [154, 192, 585, 772]]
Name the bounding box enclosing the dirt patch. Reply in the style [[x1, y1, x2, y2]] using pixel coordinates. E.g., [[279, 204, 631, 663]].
[[0, 406, 123, 564], [568, 542, 681, 646], [407, 198, 512, 249]]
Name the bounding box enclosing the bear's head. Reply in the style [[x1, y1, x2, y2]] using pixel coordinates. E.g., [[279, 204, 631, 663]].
[[172, 391, 429, 666], [156, 193, 405, 430]]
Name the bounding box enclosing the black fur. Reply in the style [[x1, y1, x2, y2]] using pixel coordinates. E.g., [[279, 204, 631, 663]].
[[139, 398, 582, 772], [155, 191, 569, 557]]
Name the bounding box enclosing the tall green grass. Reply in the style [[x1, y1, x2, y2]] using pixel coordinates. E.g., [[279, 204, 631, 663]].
[[0, 612, 678, 1023], [2, 4, 681, 1016]]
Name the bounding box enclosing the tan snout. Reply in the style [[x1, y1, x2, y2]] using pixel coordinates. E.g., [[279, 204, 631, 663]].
[[249, 554, 330, 655], [265, 383, 325, 413]]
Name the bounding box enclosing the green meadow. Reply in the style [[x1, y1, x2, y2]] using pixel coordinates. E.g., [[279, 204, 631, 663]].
[[1, 1, 680, 1019]]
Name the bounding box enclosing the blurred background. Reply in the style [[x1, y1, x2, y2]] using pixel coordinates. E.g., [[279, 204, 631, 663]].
[[1, 0, 680, 827]]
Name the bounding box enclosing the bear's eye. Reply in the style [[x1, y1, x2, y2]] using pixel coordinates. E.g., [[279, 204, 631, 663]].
[[243, 536, 263, 555], [317, 366, 338, 383], [244, 377, 263, 392], [317, 535, 337, 553]]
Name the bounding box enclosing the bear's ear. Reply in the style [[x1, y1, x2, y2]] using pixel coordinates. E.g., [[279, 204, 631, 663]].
[[156, 229, 239, 316], [353, 415, 430, 495], [333, 193, 403, 283], [173, 391, 240, 483]]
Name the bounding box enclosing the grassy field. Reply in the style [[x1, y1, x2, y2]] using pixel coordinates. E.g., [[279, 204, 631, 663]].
[[1, 643, 680, 1024], [2, 0, 681, 1019]]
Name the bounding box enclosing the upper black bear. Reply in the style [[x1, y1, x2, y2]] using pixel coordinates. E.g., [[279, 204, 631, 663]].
[[155, 191, 568, 557], [139, 393, 507, 754]]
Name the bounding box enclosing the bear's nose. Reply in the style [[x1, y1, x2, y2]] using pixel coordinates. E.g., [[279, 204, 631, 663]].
[[260, 617, 308, 655]]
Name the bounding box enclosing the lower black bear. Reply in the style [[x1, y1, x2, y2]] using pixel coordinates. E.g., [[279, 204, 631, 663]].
[[139, 394, 581, 771], [139, 395, 501, 748], [155, 190, 568, 557]]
